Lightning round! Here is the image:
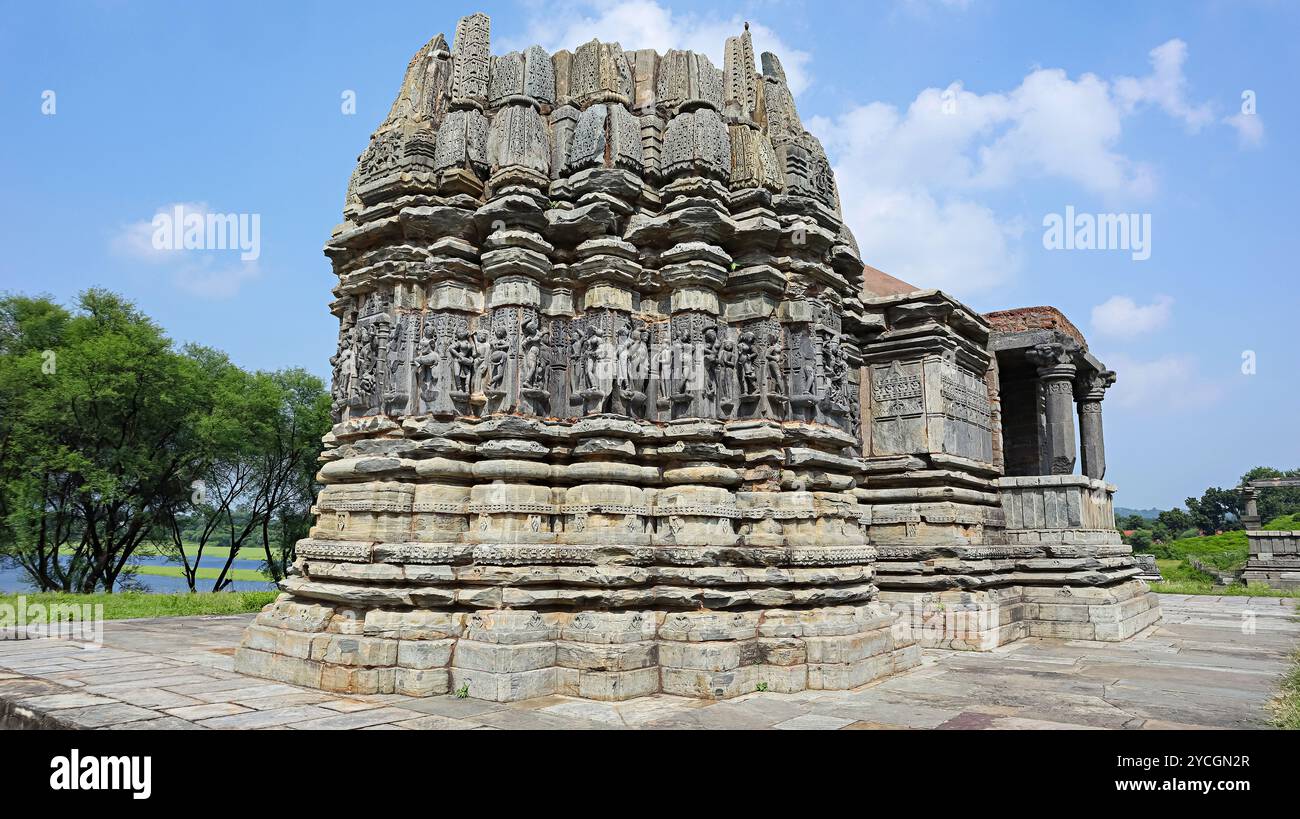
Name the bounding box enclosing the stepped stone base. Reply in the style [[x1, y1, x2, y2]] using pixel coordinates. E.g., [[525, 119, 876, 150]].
[[878, 579, 1162, 650], [233, 595, 919, 702], [1243, 531, 1300, 589]]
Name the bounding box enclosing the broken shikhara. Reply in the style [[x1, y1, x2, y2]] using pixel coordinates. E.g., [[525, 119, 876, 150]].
[[233, 11, 1159, 703]]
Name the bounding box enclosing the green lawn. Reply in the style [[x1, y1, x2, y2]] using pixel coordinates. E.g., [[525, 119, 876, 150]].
[[135, 541, 269, 561], [0, 591, 278, 621], [1149, 559, 1300, 598], [1265, 513, 1300, 531], [131, 564, 272, 583], [1141, 514, 1300, 598], [1148, 530, 1249, 571]]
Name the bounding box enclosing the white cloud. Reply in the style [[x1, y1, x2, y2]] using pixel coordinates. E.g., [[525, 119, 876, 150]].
[[502, 0, 813, 94], [808, 38, 1243, 295], [1103, 352, 1223, 411], [1224, 110, 1264, 148], [1091, 295, 1173, 338], [111, 201, 212, 262], [110, 202, 261, 299], [1114, 39, 1215, 132]]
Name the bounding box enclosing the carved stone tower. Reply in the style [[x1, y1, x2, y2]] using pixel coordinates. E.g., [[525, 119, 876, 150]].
[[234, 14, 918, 701]]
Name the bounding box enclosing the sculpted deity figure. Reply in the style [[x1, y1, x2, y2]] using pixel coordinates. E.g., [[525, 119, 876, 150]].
[[521, 316, 543, 390], [569, 326, 588, 393], [799, 338, 816, 397], [472, 328, 491, 393], [385, 328, 407, 405], [582, 325, 603, 394], [615, 326, 632, 387], [764, 331, 785, 396], [824, 336, 849, 406], [718, 337, 737, 405], [414, 322, 445, 406], [356, 325, 378, 397], [654, 326, 675, 402], [331, 330, 357, 401], [702, 326, 720, 402], [674, 324, 697, 396], [488, 326, 510, 391], [626, 327, 649, 394], [449, 328, 476, 394], [737, 331, 758, 396]]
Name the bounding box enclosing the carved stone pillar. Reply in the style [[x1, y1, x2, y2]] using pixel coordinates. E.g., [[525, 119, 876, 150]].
[[1026, 343, 1077, 475], [1074, 369, 1114, 480], [1242, 487, 1261, 530]]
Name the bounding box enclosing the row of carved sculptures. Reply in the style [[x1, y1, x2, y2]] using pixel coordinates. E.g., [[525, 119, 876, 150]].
[[330, 303, 858, 429]]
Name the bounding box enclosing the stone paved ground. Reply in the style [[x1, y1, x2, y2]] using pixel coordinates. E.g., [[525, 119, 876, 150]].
[[0, 595, 1295, 730]]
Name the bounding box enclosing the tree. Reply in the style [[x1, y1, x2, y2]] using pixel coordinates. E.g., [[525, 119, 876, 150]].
[[1117, 513, 1147, 532], [1240, 466, 1300, 523], [0, 290, 215, 592], [1126, 529, 1153, 551], [253, 368, 331, 583], [159, 363, 330, 591], [1148, 521, 1170, 543], [1185, 487, 1243, 534], [1156, 507, 1195, 535], [2, 290, 331, 594]]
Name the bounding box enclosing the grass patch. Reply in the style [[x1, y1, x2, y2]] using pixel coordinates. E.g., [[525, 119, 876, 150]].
[[1146, 515, 1299, 573], [1148, 530, 1248, 571], [1264, 514, 1300, 531], [1155, 559, 1216, 584], [0, 591, 278, 621], [131, 564, 272, 583], [135, 542, 267, 561], [1149, 560, 1300, 597], [1149, 579, 1300, 597], [1272, 648, 1300, 729]]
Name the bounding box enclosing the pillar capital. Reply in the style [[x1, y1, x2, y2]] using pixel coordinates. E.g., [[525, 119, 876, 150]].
[[1025, 342, 1076, 381], [1075, 369, 1116, 403]]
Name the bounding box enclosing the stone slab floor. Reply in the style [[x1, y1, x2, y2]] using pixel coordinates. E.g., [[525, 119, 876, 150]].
[[1, 595, 1295, 730]]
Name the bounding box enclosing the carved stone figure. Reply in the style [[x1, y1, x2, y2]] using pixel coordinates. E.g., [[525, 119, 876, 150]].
[[331, 330, 356, 401], [655, 327, 676, 405], [488, 326, 510, 392], [581, 325, 603, 397], [415, 321, 447, 410], [520, 316, 543, 391], [737, 330, 758, 396], [449, 328, 476, 395], [702, 326, 720, 404], [626, 327, 649, 394], [472, 328, 491, 394], [763, 331, 784, 397]]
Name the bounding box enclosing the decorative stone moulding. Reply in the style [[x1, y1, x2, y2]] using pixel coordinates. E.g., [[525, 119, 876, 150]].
[[235, 12, 918, 702]]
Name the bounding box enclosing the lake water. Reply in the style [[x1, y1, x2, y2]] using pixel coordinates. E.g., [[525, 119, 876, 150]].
[[0, 553, 277, 594]]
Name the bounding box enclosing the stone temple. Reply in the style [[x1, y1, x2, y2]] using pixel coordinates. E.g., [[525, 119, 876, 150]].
[[234, 13, 1161, 701]]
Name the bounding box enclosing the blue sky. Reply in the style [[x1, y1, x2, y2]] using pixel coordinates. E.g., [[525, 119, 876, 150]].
[[1, 0, 1296, 508]]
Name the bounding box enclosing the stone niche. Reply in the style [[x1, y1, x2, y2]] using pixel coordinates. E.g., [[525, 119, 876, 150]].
[[235, 13, 917, 702]]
